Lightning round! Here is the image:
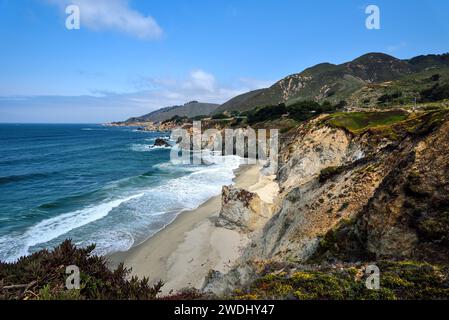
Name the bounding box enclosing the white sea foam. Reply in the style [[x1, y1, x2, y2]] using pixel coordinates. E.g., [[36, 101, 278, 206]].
[[130, 143, 152, 152], [0, 193, 144, 262], [131, 143, 173, 152], [0, 154, 243, 262], [150, 145, 172, 150], [77, 230, 136, 256]]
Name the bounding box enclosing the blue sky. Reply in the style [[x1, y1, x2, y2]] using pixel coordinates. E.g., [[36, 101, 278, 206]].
[[0, 0, 448, 123]]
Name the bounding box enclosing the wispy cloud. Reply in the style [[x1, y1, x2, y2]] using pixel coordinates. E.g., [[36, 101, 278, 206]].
[[47, 0, 163, 39]]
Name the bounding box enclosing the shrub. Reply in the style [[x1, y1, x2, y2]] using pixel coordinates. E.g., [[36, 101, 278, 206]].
[[211, 113, 229, 120], [247, 104, 287, 124], [191, 114, 209, 121], [286, 101, 321, 121], [162, 115, 189, 124], [430, 74, 441, 82], [420, 83, 449, 102], [319, 166, 345, 182], [335, 100, 348, 108], [377, 91, 403, 104], [0, 240, 163, 300]]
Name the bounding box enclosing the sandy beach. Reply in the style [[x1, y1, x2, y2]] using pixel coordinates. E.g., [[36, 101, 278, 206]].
[[109, 165, 266, 294]]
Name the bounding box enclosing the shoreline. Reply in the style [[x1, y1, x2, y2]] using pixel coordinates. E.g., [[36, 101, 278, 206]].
[[108, 164, 261, 294]]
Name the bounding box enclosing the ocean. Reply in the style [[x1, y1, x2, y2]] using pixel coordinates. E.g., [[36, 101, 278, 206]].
[[0, 124, 241, 262]]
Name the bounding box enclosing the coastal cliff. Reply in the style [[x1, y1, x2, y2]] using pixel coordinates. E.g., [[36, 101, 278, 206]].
[[203, 104, 449, 299]]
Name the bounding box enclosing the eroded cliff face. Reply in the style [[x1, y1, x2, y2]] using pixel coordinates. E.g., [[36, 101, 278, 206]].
[[251, 119, 374, 262], [277, 119, 364, 190], [204, 108, 449, 296], [352, 120, 449, 262]]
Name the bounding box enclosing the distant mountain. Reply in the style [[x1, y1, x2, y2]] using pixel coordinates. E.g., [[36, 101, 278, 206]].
[[215, 52, 449, 113], [125, 101, 220, 123]]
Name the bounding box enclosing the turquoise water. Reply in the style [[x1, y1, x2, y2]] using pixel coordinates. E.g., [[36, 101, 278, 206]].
[[0, 124, 240, 262]]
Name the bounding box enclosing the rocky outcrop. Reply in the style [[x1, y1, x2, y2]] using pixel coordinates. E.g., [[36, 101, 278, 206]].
[[153, 138, 171, 148], [202, 263, 257, 296], [216, 186, 272, 232]]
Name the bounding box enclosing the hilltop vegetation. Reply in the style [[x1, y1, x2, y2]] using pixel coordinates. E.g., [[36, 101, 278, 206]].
[[215, 52, 449, 114], [115, 52, 449, 128], [349, 66, 449, 108], [245, 100, 339, 125]]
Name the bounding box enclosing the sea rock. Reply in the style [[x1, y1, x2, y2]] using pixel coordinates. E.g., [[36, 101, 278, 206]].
[[216, 186, 269, 232], [153, 138, 171, 148]]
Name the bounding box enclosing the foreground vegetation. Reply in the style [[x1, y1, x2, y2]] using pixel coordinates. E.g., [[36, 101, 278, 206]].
[[232, 261, 449, 300], [0, 241, 163, 300], [4, 240, 448, 300]]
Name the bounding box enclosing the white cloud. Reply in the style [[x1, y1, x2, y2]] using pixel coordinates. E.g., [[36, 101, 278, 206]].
[[47, 0, 162, 39], [131, 69, 272, 108], [184, 70, 217, 92]]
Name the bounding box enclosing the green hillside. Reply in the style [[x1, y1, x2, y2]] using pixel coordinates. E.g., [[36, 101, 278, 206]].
[[215, 52, 449, 114], [125, 101, 219, 123]]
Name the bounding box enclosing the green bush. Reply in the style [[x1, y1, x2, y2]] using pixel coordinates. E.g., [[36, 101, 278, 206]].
[[190, 114, 209, 121], [247, 104, 287, 124], [377, 91, 403, 104], [420, 83, 449, 102], [319, 166, 345, 182], [0, 240, 163, 300], [245, 100, 340, 125], [286, 100, 336, 121], [162, 115, 189, 124], [211, 113, 229, 120]]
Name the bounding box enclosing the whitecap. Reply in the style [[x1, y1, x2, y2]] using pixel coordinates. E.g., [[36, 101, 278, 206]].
[[0, 193, 144, 262], [130, 144, 152, 152]]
